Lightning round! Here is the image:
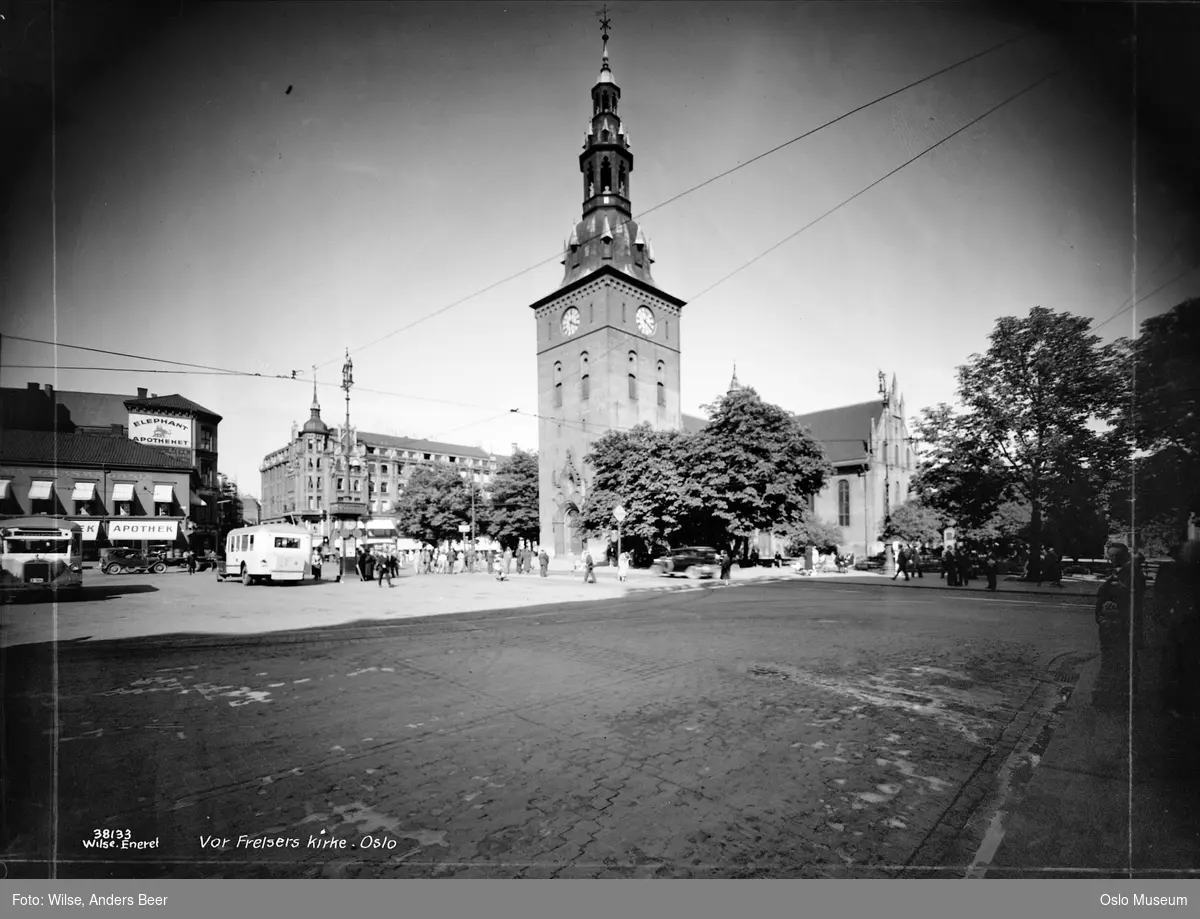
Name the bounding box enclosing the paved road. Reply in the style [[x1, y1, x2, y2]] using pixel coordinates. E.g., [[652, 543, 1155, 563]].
[[4, 579, 1096, 878]]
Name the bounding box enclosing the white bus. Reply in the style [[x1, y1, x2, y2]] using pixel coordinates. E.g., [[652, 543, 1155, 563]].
[[0, 517, 84, 598], [217, 524, 312, 586], [363, 517, 399, 552]]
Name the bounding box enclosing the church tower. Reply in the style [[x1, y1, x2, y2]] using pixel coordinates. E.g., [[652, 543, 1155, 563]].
[[529, 11, 687, 557]]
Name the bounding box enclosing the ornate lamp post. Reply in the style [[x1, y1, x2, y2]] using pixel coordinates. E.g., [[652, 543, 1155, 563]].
[[341, 349, 355, 569], [879, 370, 896, 577]]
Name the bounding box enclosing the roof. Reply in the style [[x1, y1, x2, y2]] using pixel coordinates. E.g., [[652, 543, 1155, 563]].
[[0, 430, 194, 471], [358, 431, 496, 461], [681, 413, 707, 435], [53, 390, 134, 429], [791, 400, 880, 464], [123, 393, 222, 421]]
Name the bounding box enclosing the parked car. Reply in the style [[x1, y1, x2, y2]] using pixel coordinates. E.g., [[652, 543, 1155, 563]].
[[649, 546, 719, 579], [101, 548, 167, 575]]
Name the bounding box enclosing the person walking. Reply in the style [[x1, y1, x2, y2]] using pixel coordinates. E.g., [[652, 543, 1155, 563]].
[[1045, 548, 1063, 588], [1093, 544, 1147, 709], [378, 552, 393, 587], [186, 550, 197, 575], [311, 546, 323, 582], [618, 550, 629, 582], [720, 549, 733, 582], [945, 548, 959, 587], [503, 546, 513, 577], [774, 550, 783, 569], [332, 546, 343, 583], [583, 550, 596, 584], [984, 551, 998, 592], [364, 549, 375, 583], [910, 544, 923, 578], [540, 548, 550, 578], [892, 545, 910, 582]]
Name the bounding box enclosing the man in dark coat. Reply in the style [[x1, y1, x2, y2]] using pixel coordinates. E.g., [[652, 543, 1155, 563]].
[[910, 544, 923, 578], [984, 551, 998, 592], [892, 545, 910, 581], [1093, 544, 1147, 709], [539, 548, 550, 577], [720, 550, 733, 582]]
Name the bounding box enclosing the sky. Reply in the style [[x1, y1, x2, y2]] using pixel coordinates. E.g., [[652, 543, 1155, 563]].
[[3, 1, 1199, 497]]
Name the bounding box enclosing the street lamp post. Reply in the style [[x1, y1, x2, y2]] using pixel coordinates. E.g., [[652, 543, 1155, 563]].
[[342, 349, 355, 571], [613, 504, 626, 572], [878, 371, 896, 577]]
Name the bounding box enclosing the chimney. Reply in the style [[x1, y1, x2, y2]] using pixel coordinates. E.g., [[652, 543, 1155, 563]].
[[43, 383, 54, 397], [137, 387, 148, 399], [27, 382, 38, 390], [150, 393, 158, 398], [111, 423, 123, 436]]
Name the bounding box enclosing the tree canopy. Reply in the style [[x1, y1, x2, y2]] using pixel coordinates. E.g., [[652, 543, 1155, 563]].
[[392, 464, 484, 546], [487, 449, 541, 550], [880, 499, 944, 544]]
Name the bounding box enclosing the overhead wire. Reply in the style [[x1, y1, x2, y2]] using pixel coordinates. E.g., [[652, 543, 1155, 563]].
[[313, 29, 1036, 373]]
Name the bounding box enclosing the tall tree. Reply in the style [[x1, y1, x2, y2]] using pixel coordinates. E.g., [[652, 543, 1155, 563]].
[[691, 387, 833, 553], [880, 499, 944, 544], [393, 464, 480, 546], [956, 306, 1124, 578], [487, 449, 540, 551], [581, 425, 700, 560]]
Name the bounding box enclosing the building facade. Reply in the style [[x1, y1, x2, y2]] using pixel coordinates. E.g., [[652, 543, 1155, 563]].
[[0, 430, 198, 560], [531, 29, 687, 557], [259, 383, 503, 543], [0, 382, 223, 552]]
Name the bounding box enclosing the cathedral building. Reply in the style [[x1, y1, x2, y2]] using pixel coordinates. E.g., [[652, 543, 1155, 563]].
[[530, 23, 687, 557]]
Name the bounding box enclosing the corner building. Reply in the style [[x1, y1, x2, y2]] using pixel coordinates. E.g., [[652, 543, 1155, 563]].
[[530, 33, 686, 557]]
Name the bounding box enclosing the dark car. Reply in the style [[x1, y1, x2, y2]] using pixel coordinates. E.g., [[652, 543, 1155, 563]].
[[101, 548, 167, 575], [649, 546, 719, 579]]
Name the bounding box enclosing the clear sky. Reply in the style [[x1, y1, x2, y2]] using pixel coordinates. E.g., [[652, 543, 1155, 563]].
[[4, 1, 1197, 497]]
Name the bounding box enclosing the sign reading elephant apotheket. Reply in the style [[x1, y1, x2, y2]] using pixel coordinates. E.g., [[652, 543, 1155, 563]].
[[107, 519, 179, 541], [129, 412, 193, 449]]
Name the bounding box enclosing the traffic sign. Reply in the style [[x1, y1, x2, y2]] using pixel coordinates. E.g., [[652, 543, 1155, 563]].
[[458, 524, 471, 533], [613, 505, 627, 523]]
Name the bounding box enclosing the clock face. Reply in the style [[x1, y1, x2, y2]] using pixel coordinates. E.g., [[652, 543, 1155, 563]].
[[561, 307, 581, 337], [635, 306, 656, 335]]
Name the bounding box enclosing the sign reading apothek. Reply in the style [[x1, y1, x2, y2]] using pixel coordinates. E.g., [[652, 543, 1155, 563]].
[[129, 412, 193, 449], [108, 519, 179, 540]]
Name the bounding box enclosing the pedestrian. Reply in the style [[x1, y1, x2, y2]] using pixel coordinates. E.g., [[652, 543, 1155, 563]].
[[910, 544, 923, 578], [364, 550, 375, 583], [720, 550, 733, 582], [333, 547, 342, 583], [960, 550, 973, 588], [774, 550, 782, 569], [750, 546, 760, 568], [1093, 543, 1147, 709], [389, 551, 399, 580], [378, 552, 393, 588], [945, 548, 959, 587], [311, 546, 323, 581], [618, 550, 629, 582], [187, 550, 197, 575], [503, 546, 513, 576], [984, 551, 998, 592], [584, 550, 596, 584], [1046, 548, 1063, 588], [892, 545, 910, 581], [540, 548, 550, 578], [487, 551, 495, 575]]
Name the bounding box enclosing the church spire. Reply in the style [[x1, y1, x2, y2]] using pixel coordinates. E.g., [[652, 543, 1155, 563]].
[[301, 368, 329, 436], [728, 363, 742, 393], [560, 8, 655, 288]]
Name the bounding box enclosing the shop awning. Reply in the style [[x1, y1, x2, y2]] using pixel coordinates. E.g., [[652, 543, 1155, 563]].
[[28, 480, 54, 500], [190, 491, 206, 507], [111, 482, 136, 502], [153, 484, 176, 503], [0, 480, 9, 499], [72, 482, 97, 501]]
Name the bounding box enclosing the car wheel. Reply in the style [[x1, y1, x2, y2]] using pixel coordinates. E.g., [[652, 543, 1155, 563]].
[[105, 563, 122, 575], [152, 562, 167, 574], [241, 565, 252, 586], [685, 566, 700, 579]]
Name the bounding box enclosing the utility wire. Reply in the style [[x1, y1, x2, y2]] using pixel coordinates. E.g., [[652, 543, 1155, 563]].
[[3, 335, 296, 379], [314, 30, 1035, 373], [1093, 264, 1196, 334]]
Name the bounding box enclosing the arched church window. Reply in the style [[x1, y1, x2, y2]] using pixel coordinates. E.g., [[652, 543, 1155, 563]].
[[554, 361, 562, 382], [586, 164, 595, 198], [581, 351, 589, 373], [581, 375, 590, 400], [838, 480, 850, 527], [618, 163, 627, 196], [628, 350, 637, 367], [657, 382, 665, 407], [612, 94, 618, 112], [656, 360, 665, 380], [555, 383, 563, 408], [600, 158, 612, 194], [628, 374, 637, 400]]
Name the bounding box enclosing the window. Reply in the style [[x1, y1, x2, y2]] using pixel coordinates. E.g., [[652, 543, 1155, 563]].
[[618, 162, 627, 196], [838, 480, 850, 527], [555, 383, 563, 408], [275, 537, 301, 549], [582, 375, 590, 400], [657, 382, 665, 407], [380, 464, 388, 475], [601, 129, 610, 142], [657, 360, 665, 380], [380, 482, 389, 494], [628, 374, 637, 400], [600, 158, 612, 193], [586, 164, 595, 198], [336, 477, 344, 492]]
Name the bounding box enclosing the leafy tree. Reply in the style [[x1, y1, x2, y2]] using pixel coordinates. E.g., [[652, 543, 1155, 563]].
[[392, 464, 482, 546], [954, 306, 1124, 579], [909, 403, 1015, 531], [880, 499, 944, 544], [581, 425, 701, 560], [963, 499, 1031, 555], [690, 386, 833, 553], [784, 517, 844, 554], [488, 449, 540, 551]]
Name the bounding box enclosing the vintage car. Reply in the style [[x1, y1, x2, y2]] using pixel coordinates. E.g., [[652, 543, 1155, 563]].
[[649, 546, 719, 579], [101, 548, 167, 575]]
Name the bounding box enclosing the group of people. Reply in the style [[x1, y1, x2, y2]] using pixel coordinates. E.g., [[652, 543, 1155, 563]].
[[496, 543, 550, 580]]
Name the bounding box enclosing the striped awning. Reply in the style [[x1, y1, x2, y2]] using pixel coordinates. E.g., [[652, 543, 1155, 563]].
[[28, 480, 54, 500], [72, 482, 97, 501], [153, 484, 175, 503], [111, 482, 135, 502]]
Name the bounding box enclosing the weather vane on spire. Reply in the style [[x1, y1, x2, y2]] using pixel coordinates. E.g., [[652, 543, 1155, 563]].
[[598, 5, 611, 62]]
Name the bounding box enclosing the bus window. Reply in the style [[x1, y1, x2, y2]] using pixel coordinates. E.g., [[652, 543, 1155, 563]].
[[249, 535, 254, 550], [274, 537, 301, 549]]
